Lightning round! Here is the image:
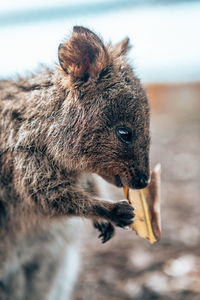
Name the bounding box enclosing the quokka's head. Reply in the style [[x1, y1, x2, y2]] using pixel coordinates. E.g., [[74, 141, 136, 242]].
[[57, 26, 150, 189]]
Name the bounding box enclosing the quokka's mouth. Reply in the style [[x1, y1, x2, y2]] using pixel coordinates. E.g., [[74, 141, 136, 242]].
[[114, 175, 123, 187]]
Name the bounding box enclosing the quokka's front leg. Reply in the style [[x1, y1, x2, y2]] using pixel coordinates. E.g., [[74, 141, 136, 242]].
[[46, 190, 135, 230], [31, 185, 135, 229], [13, 151, 134, 228]]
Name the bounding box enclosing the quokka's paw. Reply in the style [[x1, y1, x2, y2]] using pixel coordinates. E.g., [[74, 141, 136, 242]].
[[94, 221, 115, 243], [109, 201, 135, 228]]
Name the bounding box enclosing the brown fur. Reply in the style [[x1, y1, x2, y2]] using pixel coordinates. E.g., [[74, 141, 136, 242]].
[[0, 26, 150, 299]]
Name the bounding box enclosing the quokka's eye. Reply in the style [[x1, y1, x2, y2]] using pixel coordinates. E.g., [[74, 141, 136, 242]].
[[115, 126, 133, 146]]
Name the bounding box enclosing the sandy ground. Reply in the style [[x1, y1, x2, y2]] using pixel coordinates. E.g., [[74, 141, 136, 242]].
[[72, 82, 200, 300]]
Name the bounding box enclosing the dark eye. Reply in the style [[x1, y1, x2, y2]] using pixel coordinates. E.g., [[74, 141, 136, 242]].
[[115, 126, 133, 146]]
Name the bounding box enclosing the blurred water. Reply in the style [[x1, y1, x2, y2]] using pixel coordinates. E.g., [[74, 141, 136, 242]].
[[0, 0, 200, 83]]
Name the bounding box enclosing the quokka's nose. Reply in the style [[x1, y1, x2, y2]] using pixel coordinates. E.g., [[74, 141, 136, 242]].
[[135, 175, 149, 189]]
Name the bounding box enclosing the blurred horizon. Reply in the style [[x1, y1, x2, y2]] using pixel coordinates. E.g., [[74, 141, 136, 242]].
[[0, 0, 200, 83]]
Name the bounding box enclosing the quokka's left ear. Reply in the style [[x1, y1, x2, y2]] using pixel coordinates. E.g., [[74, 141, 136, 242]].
[[58, 26, 109, 82]]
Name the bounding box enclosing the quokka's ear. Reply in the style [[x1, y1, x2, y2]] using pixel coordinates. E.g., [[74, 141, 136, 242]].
[[58, 26, 109, 82], [113, 37, 131, 57]]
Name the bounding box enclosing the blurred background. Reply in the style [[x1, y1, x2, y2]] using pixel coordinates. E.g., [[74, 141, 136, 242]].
[[1, 0, 200, 299], [1, 0, 200, 82]]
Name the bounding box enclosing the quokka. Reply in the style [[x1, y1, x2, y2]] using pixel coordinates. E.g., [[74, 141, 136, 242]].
[[0, 26, 150, 300]]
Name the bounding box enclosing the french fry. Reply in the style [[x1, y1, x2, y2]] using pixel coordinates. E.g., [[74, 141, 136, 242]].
[[123, 164, 161, 244]]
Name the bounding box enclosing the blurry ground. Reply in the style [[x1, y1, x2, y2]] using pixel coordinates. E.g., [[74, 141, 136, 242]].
[[72, 82, 200, 300]]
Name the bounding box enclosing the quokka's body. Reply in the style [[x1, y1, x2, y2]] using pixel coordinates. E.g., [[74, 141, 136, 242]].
[[0, 26, 150, 299]]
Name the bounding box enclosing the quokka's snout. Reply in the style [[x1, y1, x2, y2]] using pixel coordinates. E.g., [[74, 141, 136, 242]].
[[129, 173, 149, 189], [117, 170, 149, 190]]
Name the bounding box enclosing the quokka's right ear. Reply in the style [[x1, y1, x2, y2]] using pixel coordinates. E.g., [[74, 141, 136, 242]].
[[58, 26, 109, 82], [112, 37, 131, 57]]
